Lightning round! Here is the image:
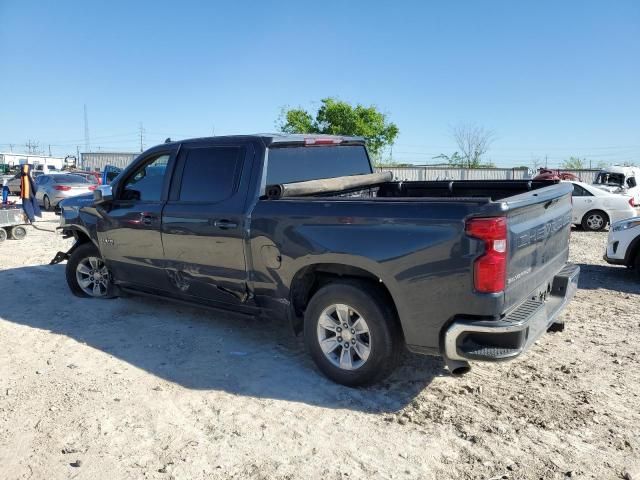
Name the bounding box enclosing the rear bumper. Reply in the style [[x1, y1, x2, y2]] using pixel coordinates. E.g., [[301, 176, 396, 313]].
[[443, 263, 580, 362]]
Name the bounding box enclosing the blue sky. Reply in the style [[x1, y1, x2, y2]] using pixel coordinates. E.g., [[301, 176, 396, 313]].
[[1, 0, 639, 167]]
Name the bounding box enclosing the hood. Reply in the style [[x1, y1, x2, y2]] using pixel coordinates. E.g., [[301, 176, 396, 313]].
[[58, 192, 94, 209]]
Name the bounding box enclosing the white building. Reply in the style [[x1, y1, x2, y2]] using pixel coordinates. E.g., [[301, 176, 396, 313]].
[[0, 152, 65, 170]]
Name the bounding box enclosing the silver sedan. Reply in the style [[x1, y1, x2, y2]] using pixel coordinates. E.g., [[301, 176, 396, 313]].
[[35, 174, 96, 210]]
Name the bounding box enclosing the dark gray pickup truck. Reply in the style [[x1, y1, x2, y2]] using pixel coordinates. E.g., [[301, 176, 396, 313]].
[[54, 134, 579, 386]]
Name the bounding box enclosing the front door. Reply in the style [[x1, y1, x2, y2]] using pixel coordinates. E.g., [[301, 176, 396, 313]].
[[161, 142, 254, 307], [97, 151, 175, 291]]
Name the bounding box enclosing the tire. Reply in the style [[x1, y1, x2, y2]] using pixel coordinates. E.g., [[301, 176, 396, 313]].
[[0, 228, 6, 242], [8, 225, 27, 240], [581, 210, 608, 232], [65, 242, 115, 298], [634, 252, 640, 279], [303, 281, 402, 387], [43, 195, 51, 211]]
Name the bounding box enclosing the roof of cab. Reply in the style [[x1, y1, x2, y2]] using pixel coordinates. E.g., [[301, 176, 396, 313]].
[[161, 133, 366, 148]]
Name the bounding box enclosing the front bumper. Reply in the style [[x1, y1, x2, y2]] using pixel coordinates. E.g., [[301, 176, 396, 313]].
[[603, 253, 626, 266], [443, 263, 580, 362]]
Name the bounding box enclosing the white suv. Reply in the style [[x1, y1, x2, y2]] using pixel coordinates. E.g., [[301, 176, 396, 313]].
[[604, 217, 640, 274]]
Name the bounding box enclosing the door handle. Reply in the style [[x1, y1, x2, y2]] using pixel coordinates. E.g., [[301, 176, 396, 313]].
[[141, 213, 157, 226], [213, 219, 238, 230]]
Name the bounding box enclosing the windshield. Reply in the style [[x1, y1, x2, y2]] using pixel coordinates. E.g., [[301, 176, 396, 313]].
[[266, 145, 372, 185], [54, 174, 90, 184], [595, 172, 625, 186]]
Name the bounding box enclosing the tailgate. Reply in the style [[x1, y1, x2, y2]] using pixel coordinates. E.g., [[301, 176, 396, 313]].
[[503, 184, 573, 312]]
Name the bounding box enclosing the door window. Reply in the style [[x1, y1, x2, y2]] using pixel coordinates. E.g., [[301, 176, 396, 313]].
[[571, 184, 592, 197], [177, 147, 243, 202], [121, 154, 170, 202]]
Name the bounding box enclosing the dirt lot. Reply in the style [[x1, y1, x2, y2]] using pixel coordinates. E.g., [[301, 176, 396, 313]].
[[1, 210, 639, 480]]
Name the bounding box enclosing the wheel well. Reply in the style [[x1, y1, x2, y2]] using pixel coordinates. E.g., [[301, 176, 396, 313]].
[[626, 237, 640, 267], [289, 264, 401, 334], [68, 229, 92, 246]]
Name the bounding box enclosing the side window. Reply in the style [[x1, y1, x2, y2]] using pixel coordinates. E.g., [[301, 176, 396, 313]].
[[121, 154, 170, 202], [572, 184, 592, 197], [627, 177, 637, 188], [177, 146, 243, 202]]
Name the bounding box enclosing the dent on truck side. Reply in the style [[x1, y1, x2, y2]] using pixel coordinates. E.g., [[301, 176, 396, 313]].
[[247, 198, 503, 352]]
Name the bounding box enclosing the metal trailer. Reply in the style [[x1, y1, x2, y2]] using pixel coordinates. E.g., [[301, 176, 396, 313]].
[[0, 206, 27, 242]]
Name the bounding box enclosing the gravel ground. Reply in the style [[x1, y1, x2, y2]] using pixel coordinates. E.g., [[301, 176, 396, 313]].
[[0, 209, 639, 480]]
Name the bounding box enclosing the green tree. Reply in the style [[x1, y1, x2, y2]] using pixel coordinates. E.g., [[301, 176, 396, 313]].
[[278, 98, 399, 157], [562, 156, 585, 169]]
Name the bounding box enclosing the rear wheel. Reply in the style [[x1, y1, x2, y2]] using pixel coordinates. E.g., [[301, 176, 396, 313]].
[[43, 195, 51, 211], [9, 225, 27, 240], [0, 228, 6, 242], [304, 281, 402, 386], [581, 210, 608, 232], [634, 252, 640, 279], [65, 243, 115, 298]]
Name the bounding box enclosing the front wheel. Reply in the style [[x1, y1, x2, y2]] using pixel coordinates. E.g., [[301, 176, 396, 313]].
[[304, 281, 402, 386], [43, 195, 51, 211], [65, 243, 115, 298]]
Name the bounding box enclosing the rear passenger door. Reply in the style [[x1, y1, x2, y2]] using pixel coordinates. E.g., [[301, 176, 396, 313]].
[[161, 141, 255, 308]]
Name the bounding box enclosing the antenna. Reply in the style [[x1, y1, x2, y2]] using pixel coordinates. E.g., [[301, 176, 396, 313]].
[[84, 104, 90, 152]]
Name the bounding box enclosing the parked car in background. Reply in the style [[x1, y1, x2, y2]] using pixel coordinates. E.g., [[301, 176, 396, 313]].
[[604, 217, 640, 275], [569, 181, 639, 231], [102, 165, 122, 184], [35, 174, 96, 210], [593, 166, 639, 203], [69, 171, 102, 185], [6, 172, 22, 195], [533, 168, 579, 181], [34, 164, 61, 176]]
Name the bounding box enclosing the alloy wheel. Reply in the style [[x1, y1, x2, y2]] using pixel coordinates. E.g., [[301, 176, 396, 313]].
[[316, 303, 371, 371]]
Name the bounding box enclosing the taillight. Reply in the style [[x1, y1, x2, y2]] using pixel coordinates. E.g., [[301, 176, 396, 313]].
[[629, 197, 638, 208], [466, 217, 508, 293], [53, 185, 71, 191], [304, 137, 343, 146], [88, 185, 97, 191]]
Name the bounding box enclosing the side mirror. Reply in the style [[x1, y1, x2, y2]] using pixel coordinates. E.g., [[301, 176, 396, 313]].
[[94, 184, 113, 204]]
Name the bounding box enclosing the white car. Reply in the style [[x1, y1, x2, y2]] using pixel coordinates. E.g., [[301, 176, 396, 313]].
[[604, 217, 640, 274], [569, 181, 639, 231]]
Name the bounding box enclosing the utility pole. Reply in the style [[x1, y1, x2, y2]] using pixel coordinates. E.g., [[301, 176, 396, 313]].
[[84, 104, 91, 152], [139, 122, 145, 152], [545, 155, 548, 168], [9, 144, 13, 152], [48, 144, 51, 156]]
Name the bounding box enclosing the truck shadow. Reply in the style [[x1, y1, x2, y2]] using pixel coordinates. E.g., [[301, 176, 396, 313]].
[[0, 264, 444, 413], [576, 263, 640, 295]]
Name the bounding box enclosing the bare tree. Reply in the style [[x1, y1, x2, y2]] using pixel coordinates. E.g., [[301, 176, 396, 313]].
[[451, 123, 495, 168]]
